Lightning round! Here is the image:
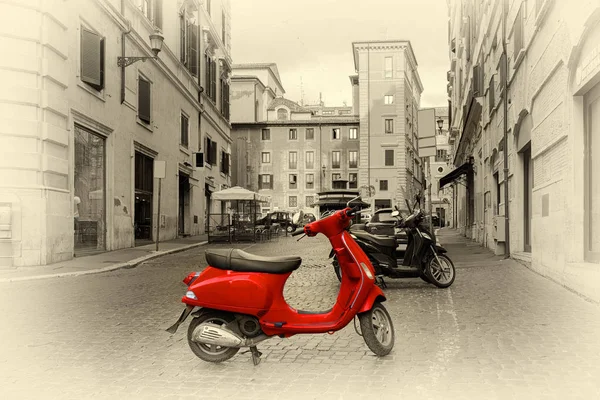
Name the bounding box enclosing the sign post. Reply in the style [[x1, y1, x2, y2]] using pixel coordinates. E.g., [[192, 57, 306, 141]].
[[154, 160, 166, 251]]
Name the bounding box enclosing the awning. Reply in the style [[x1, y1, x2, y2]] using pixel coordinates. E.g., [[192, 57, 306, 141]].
[[439, 162, 473, 190], [211, 186, 270, 203]]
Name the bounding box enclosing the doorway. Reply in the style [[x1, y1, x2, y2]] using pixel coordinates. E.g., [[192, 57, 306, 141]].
[[523, 144, 533, 252], [134, 151, 154, 245], [179, 172, 190, 236]]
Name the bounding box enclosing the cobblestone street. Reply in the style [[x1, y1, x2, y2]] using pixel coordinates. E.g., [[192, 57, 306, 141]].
[[1, 230, 599, 399]]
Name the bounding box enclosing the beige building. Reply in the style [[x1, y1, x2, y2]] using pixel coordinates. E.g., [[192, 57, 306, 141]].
[[445, 0, 600, 302], [231, 64, 360, 215], [0, 0, 232, 267], [352, 41, 425, 210]]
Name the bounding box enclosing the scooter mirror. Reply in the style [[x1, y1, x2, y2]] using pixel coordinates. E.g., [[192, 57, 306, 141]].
[[391, 210, 400, 217]]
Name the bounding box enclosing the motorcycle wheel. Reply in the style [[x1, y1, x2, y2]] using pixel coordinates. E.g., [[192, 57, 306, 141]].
[[332, 256, 342, 282], [426, 253, 455, 288], [286, 225, 294, 233], [358, 302, 395, 356], [187, 311, 240, 363]]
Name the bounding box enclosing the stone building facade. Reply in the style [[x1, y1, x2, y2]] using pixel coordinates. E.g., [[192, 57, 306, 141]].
[[445, 0, 600, 302], [231, 64, 359, 215], [352, 41, 425, 210], [0, 0, 232, 267]]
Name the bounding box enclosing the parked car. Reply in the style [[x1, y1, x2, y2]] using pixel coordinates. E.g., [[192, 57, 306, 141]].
[[256, 211, 293, 230], [365, 208, 409, 247]]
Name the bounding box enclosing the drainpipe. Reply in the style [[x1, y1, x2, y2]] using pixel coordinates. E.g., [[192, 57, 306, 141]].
[[319, 123, 323, 191], [367, 44, 371, 203], [501, 0, 511, 258]]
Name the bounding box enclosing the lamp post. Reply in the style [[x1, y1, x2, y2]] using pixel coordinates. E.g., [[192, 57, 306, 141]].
[[118, 29, 165, 103]]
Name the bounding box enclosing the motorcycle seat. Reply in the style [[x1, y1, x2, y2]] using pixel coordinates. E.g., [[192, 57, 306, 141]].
[[205, 248, 302, 274], [351, 230, 396, 249]]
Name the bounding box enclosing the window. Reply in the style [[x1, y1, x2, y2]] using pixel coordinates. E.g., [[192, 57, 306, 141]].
[[385, 119, 394, 134], [380, 180, 388, 191], [180, 113, 189, 147], [385, 150, 394, 166], [306, 151, 315, 169], [349, 151, 358, 168], [277, 108, 288, 120], [514, 4, 524, 57], [332, 173, 344, 189], [205, 137, 217, 165], [306, 174, 314, 189], [289, 152, 297, 169], [138, 77, 151, 123], [332, 151, 341, 168], [306, 128, 315, 140], [261, 152, 271, 164], [80, 26, 105, 91], [436, 149, 448, 162], [375, 199, 392, 210], [289, 129, 297, 140], [585, 83, 600, 260], [221, 10, 226, 47], [180, 14, 198, 76], [206, 0, 211, 15], [349, 128, 358, 140], [259, 174, 273, 189], [261, 129, 270, 140], [349, 173, 358, 189], [289, 174, 297, 189], [306, 196, 314, 206], [384, 95, 394, 105], [384, 57, 393, 78], [141, 0, 163, 28], [332, 128, 341, 139], [220, 151, 230, 175], [220, 74, 230, 120], [204, 54, 217, 102], [289, 196, 298, 208], [489, 76, 495, 115]]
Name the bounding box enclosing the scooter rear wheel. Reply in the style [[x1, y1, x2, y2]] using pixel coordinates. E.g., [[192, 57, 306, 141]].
[[358, 302, 395, 356], [187, 311, 240, 363]]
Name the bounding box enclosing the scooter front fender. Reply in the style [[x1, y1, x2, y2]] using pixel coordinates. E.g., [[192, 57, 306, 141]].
[[356, 285, 387, 314], [435, 244, 447, 254]]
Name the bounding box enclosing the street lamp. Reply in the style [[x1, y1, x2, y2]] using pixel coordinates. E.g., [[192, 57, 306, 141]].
[[117, 29, 165, 67], [437, 118, 444, 134]]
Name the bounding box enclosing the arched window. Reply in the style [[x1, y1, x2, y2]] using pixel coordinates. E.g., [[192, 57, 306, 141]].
[[277, 108, 288, 120]]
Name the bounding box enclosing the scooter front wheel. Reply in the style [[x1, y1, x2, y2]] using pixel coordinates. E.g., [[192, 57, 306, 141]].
[[426, 253, 455, 288], [187, 311, 240, 363], [358, 302, 395, 356]]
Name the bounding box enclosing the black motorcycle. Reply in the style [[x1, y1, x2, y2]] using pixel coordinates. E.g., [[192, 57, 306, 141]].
[[330, 198, 455, 289]]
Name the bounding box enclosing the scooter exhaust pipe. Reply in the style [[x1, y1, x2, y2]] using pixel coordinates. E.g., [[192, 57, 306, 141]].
[[191, 323, 270, 348]]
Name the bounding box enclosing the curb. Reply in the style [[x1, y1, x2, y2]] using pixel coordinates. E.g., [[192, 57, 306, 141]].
[[0, 241, 208, 284]]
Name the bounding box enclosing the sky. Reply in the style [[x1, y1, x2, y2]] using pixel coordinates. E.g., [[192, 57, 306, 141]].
[[231, 0, 449, 108]]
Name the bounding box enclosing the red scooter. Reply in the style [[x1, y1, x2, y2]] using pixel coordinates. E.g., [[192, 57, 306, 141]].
[[166, 197, 395, 365]]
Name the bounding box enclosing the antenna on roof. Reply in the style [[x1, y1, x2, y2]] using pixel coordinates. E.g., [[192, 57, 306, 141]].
[[319, 92, 323, 107], [300, 77, 304, 106]]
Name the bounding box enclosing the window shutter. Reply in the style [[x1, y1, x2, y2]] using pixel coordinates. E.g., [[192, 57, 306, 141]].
[[138, 78, 151, 123], [270, 175, 274, 189], [189, 24, 198, 76], [385, 149, 394, 166], [153, 0, 163, 29], [465, 16, 471, 62], [81, 27, 103, 89], [210, 140, 217, 165], [180, 14, 186, 64], [205, 54, 211, 94], [473, 64, 482, 97]]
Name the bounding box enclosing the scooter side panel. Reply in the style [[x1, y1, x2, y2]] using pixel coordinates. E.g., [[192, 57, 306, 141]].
[[184, 266, 289, 315]]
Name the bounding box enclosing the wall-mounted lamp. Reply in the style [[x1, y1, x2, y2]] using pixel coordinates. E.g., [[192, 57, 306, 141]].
[[437, 118, 444, 134], [117, 29, 165, 67], [322, 165, 326, 177]]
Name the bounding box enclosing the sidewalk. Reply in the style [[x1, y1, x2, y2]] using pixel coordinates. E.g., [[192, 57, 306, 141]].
[[0, 235, 208, 283], [435, 227, 509, 267]]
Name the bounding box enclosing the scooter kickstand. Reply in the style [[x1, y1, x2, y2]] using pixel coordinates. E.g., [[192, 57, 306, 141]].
[[249, 346, 262, 366]]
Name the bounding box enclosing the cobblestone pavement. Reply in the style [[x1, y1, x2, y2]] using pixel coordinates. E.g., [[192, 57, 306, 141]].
[[1, 231, 600, 399]]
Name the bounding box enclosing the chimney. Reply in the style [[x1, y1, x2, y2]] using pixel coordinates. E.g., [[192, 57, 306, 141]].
[[350, 75, 359, 115]]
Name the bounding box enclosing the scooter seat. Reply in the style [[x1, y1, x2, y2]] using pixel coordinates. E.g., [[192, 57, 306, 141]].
[[205, 249, 302, 274], [351, 230, 396, 249]]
